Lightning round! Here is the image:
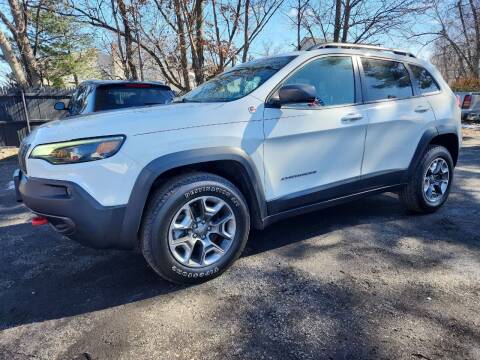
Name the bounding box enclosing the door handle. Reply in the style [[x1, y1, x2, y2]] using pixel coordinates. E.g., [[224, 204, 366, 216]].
[[415, 105, 429, 113], [341, 113, 363, 122]]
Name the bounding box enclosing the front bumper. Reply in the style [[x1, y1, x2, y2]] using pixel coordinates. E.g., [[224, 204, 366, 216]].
[[14, 169, 133, 250]]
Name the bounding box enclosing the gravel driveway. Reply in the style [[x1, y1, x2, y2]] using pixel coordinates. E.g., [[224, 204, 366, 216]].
[[0, 136, 479, 360]]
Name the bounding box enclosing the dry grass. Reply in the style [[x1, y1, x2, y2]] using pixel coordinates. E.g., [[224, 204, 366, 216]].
[[0, 147, 18, 161], [462, 127, 480, 139]]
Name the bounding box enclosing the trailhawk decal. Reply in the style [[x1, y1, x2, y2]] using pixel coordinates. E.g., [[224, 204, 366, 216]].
[[281, 170, 317, 181]]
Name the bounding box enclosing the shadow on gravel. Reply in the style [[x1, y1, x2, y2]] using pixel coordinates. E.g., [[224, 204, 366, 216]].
[[0, 226, 183, 330], [204, 266, 480, 359]]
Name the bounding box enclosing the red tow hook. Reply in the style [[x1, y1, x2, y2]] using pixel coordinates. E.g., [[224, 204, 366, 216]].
[[32, 216, 48, 226]]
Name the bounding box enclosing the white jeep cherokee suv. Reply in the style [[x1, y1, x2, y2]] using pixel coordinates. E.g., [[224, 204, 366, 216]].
[[15, 43, 461, 284]]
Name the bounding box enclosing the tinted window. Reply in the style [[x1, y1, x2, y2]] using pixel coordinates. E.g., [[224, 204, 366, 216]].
[[181, 56, 296, 103], [411, 65, 440, 94], [283, 56, 355, 106], [68, 85, 87, 115], [95, 85, 174, 111], [362, 58, 413, 101]]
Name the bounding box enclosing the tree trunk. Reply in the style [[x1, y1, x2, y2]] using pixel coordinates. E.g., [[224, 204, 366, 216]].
[[173, 0, 191, 90], [7, 0, 42, 87], [242, 0, 251, 62], [111, 0, 129, 79], [133, 3, 144, 81], [0, 27, 28, 87], [333, 0, 342, 42], [297, 0, 301, 50], [193, 0, 205, 84], [211, 0, 224, 72], [116, 0, 138, 80], [468, 0, 480, 78], [341, 0, 351, 42]]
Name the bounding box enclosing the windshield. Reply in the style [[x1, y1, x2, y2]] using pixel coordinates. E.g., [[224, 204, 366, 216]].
[[181, 56, 297, 103]]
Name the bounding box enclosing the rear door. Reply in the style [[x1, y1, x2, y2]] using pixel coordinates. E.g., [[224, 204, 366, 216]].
[[360, 57, 436, 178]]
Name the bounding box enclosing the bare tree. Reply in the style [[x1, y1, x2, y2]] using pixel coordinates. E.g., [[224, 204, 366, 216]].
[[412, 0, 479, 79], [55, 0, 284, 90], [302, 0, 421, 45], [285, 0, 310, 49], [0, 0, 43, 86], [0, 27, 28, 86], [116, 0, 139, 79], [110, 0, 130, 79]]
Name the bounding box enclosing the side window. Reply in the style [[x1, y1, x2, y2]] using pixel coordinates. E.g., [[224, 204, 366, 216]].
[[410, 65, 440, 94], [69, 85, 93, 115], [283, 56, 355, 106], [79, 85, 93, 113], [361, 58, 413, 101], [68, 86, 85, 115]]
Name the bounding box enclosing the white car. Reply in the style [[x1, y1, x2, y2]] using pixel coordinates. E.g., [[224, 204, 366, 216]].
[[15, 43, 461, 284]]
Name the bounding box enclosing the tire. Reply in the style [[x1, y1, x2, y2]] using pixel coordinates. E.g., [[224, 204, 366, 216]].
[[140, 172, 250, 284], [400, 145, 454, 213]]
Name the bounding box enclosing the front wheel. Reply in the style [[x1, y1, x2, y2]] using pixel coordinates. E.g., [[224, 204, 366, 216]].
[[400, 145, 454, 213], [140, 172, 250, 284]]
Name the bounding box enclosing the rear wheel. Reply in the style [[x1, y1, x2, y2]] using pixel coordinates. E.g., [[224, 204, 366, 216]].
[[140, 172, 250, 284], [400, 145, 454, 213]]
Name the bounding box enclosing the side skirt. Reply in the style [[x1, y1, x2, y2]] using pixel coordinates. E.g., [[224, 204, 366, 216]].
[[262, 184, 403, 228], [262, 170, 407, 228]]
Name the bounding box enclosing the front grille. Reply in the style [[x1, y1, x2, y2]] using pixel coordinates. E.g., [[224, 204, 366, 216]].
[[18, 141, 30, 173]]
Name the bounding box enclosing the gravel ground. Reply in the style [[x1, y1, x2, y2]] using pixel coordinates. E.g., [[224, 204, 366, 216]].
[[0, 135, 479, 360]]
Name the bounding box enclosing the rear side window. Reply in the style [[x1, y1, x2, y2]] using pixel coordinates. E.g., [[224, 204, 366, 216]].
[[95, 85, 174, 111], [410, 65, 440, 94], [283, 56, 355, 106], [68, 85, 92, 116], [361, 58, 413, 101]]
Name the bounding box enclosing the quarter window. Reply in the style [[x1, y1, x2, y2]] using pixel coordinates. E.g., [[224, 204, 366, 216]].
[[410, 65, 440, 94], [283, 56, 355, 106], [361, 58, 413, 101]]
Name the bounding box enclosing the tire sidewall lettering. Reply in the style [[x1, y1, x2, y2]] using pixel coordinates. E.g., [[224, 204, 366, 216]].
[[171, 265, 219, 278], [184, 186, 240, 207]]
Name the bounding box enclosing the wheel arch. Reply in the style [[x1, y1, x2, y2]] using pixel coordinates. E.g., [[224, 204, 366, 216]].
[[430, 133, 459, 166], [407, 126, 460, 180], [120, 147, 266, 249]]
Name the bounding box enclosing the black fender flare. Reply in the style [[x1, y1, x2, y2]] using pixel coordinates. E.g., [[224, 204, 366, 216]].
[[404, 125, 460, 181], [120, 147, 266, 248]]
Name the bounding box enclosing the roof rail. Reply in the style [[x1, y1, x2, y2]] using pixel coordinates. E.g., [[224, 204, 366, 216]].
[[307, 42, 416, 58]]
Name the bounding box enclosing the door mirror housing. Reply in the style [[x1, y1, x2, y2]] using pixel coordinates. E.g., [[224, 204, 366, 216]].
[[275, 84, 317, 107], [54, 101, 67, 111]]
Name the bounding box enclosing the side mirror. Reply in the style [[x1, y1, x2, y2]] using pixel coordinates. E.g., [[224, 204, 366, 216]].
[[54, 101, 67, 111], [278, 84, 317, 106]]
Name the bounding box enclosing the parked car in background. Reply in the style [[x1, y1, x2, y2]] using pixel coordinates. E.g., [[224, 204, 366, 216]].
[[54, 80, 175, 116], [455, 91, 480, 120]]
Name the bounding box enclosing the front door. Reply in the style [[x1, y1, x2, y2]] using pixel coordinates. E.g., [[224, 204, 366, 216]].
[[263, 55, 369, 213]]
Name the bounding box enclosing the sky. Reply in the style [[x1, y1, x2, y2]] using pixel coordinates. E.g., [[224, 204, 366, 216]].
[[0, 4, 437, 86], [250, 9, 435, 60]]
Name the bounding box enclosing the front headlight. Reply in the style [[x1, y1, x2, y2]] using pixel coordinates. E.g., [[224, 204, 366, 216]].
[[30, 135, 125, 164]]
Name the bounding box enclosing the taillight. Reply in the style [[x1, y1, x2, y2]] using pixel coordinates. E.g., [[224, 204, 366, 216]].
[[462, 94, 472, 109], [456, 95, 461, 108]]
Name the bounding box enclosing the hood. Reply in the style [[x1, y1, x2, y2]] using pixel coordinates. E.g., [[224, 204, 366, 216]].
[[27, 101, 237, 145]]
